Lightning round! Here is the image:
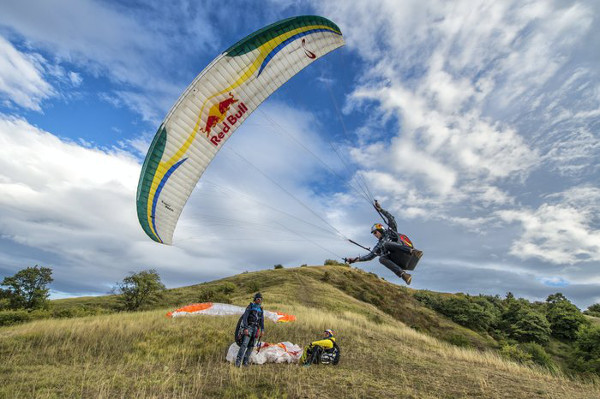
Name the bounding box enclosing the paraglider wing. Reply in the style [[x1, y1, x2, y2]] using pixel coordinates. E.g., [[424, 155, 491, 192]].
[[166, 302, 296, 323], [137, 16, 345, 244]]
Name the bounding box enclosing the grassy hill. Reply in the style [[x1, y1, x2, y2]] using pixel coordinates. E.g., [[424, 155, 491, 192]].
[[2, 265, 598, 398]]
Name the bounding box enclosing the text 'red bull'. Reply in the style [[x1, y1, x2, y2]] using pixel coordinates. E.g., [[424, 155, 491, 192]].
[[209, 102, 248, 146]]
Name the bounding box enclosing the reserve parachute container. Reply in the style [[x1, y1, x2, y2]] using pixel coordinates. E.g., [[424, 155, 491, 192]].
[[137, 16, 345, 244]]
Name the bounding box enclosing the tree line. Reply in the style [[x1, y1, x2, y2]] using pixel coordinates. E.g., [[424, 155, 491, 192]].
[[1, 266, 165, 324], [414, 290, 600, 376]]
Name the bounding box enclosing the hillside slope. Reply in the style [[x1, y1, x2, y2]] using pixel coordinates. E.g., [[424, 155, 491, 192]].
[[2, 266, 598, 398]]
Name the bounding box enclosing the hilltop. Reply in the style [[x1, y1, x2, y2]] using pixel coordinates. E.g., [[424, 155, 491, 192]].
[[2, 265, 598, 398]]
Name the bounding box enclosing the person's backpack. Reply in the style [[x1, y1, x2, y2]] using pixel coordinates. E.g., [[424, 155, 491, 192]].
[[398, 233, 414, 248]]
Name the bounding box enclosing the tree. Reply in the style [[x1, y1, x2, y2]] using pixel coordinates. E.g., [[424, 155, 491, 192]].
[[1, 266, 53, 310], [500, 299, 551, 344], [116, 269, 165, 311], [509, 308, 552, 344], [436, 295, 496, 332], [584, 303, 600, 318], [545, 293, 587, 340], [571, 325, 600, 375]]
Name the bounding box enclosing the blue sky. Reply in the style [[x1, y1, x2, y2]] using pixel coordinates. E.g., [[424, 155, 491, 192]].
[[0, 0, 598, 309]]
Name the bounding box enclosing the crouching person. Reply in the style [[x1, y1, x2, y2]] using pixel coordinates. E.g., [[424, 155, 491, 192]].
[[300, 329, 340, 366]]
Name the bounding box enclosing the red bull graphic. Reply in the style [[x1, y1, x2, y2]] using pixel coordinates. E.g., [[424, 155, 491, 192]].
[[201, 92, 240, 136], [209, 101, 248, 147]]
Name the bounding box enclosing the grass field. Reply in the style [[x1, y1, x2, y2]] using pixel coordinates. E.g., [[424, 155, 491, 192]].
[[2, 266, 598, 398]]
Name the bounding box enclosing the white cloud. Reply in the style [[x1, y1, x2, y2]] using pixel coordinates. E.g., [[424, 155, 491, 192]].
[[0, 0, 221, 120], [316, 0, 595, 217], [0, 36, 54, 110], [497, 186, 600, 264]]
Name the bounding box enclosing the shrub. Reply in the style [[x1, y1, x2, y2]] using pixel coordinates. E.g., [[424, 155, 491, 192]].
[[0, 310, 32, 326], [51, 306, 109, 318], [500, 344, 532, 365], [584, 303, 600, 318], [247, 280, 260, 294], [413, 291, 442, 309], [273, 264, 284, 269], [570, 325, 600, 375], [198, 283, 236, 303], [518, 342, 555, 370]]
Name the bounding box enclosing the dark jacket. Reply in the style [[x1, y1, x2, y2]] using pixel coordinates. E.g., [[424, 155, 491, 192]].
[[358, 208, 399, 262], [241, 302, 264, 331]]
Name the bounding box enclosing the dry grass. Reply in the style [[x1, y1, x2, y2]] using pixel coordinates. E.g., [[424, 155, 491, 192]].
[[2, 266, 599, 398]]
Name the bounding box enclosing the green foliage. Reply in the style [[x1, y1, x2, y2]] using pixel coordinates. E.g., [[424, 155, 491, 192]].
[[508, 307, 552, 344], [0, 309, 32, 326], [497, 295, 552, 345], [116, 269, 166, 311], [545, 293, 587, 340], [414, 294, 497, 332], [0, 296, 9, 311], [246, 280, 261, 294], [584, 303, 600, 317], [570, 325, 600, 375], [500, 342, 557, 371], [273, 264, 284, 269], [1, 265, 53, 310], [197, 283, 236, 303], [436, 296, 495, 332], [0, 309, 53, 326], [500, 344, 533, 364], [413, 291, 442, 308], [519, 342, 556, 370], [51, 306, 110, 318]]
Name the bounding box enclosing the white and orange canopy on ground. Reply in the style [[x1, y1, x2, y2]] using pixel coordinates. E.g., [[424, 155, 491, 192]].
[[166, 302, 296, 323]]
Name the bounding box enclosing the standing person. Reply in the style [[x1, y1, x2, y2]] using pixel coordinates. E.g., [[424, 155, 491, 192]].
[[346, 201, 422, 285], [235, 292, 265, 367]]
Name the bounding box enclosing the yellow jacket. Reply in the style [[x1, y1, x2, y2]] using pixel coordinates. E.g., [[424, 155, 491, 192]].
[[310, 337, 335, 349]]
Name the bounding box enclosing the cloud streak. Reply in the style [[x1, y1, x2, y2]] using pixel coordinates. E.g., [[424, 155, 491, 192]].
[[0, 36, 54, 110]]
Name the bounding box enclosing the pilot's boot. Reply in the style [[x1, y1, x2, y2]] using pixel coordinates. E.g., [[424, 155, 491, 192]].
[[411, 249, 423, 259], [401, 271, 412, 285]]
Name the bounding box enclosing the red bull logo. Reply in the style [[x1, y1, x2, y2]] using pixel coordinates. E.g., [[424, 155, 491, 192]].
[[208, 101, 248, 147], [201, 92, 240, 136]]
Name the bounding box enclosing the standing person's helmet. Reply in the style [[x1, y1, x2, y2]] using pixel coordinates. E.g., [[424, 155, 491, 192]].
[[371, 223, 385, 234], [253, 292, 263, 300]]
